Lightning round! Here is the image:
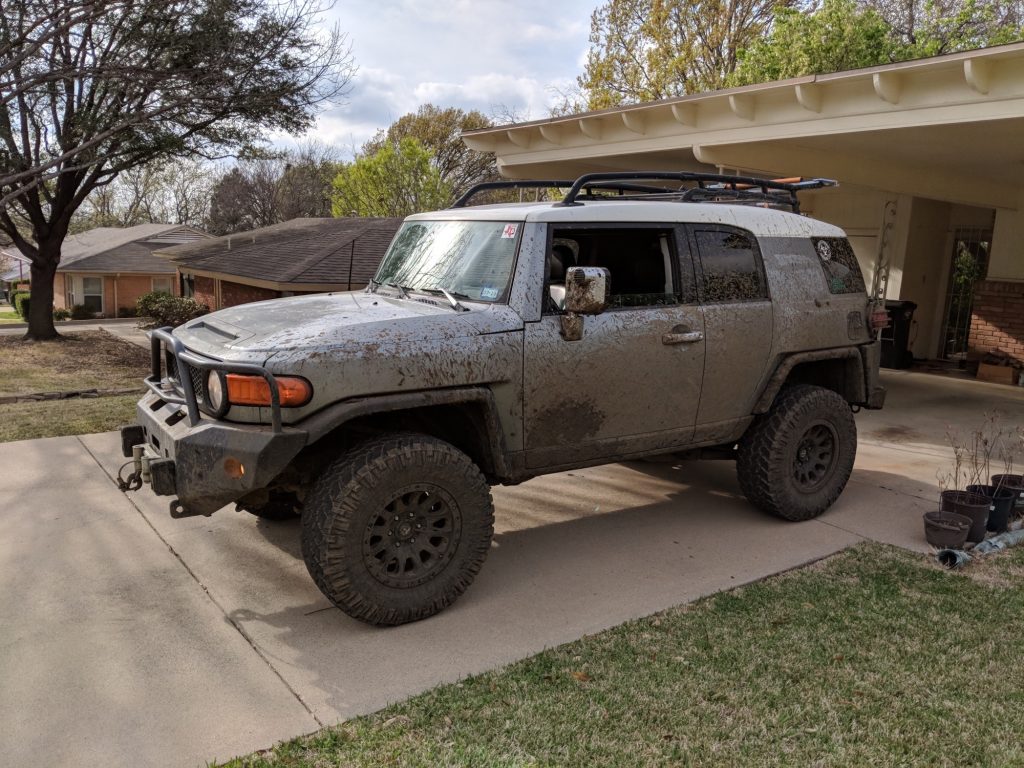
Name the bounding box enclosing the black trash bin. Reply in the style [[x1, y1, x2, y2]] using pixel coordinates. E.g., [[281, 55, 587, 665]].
[[881, 299, 917, 369]]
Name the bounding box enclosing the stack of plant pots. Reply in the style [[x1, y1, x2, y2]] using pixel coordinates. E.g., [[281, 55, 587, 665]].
[[940, 490, 991, 543]]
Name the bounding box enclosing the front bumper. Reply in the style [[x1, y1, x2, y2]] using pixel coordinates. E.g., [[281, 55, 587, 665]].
[[123, 394, 306, 517], [122, 328, 307, 517]]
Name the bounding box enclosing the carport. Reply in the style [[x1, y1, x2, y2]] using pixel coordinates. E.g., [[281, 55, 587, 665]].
[[463, 42, 1024, 368]]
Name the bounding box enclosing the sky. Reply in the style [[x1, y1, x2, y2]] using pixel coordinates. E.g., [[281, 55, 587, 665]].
[[304, 0, 601, 157]]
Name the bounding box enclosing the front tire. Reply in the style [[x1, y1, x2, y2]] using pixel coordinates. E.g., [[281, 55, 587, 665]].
[[737, 384, 856, 521], [301, 434, 495, 626]]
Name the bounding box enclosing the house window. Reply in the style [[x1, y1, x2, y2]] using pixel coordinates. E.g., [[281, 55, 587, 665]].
[[152, 277, 172, 294], [82, 277, 103, 314]]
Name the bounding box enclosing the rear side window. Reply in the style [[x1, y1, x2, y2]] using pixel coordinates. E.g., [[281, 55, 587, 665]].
[[813, 237, 866, 295], [693, 227, 767, 302]]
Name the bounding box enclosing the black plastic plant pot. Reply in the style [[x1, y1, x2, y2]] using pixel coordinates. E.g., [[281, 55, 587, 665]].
[[923, 510, 972, 549], [991, 474, 1024, 512], [966, 484, 1015, 534], [940, 490, 990, 543]]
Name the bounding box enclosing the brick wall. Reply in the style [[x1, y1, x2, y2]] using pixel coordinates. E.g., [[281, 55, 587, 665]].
[[115, 274, 178, 316], [193, 276, 217, 309], [970, 280, 1024, 361], [221, 280, 278, 308]]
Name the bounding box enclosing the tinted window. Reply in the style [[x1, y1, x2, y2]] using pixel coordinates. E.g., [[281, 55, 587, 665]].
[[813, 237, 867, 295], [694, 228, 766, 302]]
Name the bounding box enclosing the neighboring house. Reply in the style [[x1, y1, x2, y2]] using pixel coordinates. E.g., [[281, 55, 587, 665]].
[[52, 224, 210, 317], [464, 41, 1024, 366], [1, 251, 30, 302], [158, 217, 403, 310]]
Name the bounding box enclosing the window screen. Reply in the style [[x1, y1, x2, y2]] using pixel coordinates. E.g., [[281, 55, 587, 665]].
[[813, 237, 867, 295], [694, 228, 766, 302]]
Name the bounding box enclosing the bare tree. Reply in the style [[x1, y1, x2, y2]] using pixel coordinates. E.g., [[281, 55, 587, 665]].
[[0, 0, 354, 339]]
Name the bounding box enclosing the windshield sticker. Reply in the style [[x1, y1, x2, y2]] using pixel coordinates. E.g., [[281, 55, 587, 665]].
[[501, 223, 518, 239], [480, 286, 500, 299]]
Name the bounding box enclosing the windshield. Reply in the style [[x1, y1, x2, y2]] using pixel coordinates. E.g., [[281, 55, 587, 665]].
[[374, 220, 522, 302]]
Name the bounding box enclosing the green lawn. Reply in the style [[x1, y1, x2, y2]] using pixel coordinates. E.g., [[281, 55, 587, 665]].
[[219, 543, 1024, 768], [0, 309, 22, 324]]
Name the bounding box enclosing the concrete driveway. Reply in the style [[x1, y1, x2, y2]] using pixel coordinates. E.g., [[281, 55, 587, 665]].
[[1, 371, 1022, 767]]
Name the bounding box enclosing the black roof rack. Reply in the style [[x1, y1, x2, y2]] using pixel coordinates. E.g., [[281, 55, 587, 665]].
[[450, 179, 684, 209], [451, 172, 837, 213]]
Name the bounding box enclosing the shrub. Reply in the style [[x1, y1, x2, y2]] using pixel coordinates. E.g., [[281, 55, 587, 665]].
[[70, 304, 93, 320], [136, 291, 209, 328], [53, 307, 71, 321], [13, 292, 30, 319]]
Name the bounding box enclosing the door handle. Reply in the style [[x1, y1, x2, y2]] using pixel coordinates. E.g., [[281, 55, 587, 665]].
[[662, 330, 703, 345]]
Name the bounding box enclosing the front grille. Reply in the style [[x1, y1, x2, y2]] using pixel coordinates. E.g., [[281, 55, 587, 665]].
[[162, 347, 206, 407]]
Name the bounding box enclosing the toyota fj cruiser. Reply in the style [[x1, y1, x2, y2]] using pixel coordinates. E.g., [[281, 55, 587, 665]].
[[121, 172, 886, 626]]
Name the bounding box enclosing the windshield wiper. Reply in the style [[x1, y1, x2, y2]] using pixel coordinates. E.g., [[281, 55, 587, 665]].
[[380, 281, 410, 298], [420, 287, 469, 312], [366, 277, 380, 294]]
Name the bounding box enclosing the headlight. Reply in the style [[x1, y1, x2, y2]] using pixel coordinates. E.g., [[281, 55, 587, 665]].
[[206, 370, 226, 411]]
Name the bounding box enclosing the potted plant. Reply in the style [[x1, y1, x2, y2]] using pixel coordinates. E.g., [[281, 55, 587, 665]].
[[960, 413, 1015, 534], [991, 425, 1024, 517], [937, 422, 992, 543]]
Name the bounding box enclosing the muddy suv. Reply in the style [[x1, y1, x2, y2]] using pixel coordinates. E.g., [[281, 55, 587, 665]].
[[121, 172, 885, 626]]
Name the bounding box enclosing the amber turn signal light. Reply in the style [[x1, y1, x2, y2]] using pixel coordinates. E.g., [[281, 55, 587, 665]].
[[225, 374, 313, 407]]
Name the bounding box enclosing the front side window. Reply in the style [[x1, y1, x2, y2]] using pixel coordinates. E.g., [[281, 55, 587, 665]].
[[375, 220, 522, 302], [693, 228, 767, 302], [152, 277, 172, 295], [547, 226, 680, 312]]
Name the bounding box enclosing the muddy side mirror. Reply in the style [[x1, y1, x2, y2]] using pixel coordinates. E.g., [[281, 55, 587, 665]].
[[560, 267, 610, 341]]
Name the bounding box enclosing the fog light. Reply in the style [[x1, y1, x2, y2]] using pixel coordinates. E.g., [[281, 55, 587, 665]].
[[224, 458, 245, 478]]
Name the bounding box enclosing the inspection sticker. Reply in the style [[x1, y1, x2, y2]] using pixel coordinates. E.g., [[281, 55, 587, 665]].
[[480, 286, 500, 299], [501, 223, 518, 238]]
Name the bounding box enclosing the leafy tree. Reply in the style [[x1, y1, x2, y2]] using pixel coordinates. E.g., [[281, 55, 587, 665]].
[[730, 0, 897, 85], [331, 138, 451, 218], [362, 105, 496, 200], [730, 0, 1023, 84], [579, 0, 791, 108], [0, 0, 353, 339]]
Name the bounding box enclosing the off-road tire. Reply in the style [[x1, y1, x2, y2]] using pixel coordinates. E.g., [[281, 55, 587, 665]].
[[737, 384, 856, 521], [237, 490, 301, 521], [301, 433, 494, 626]]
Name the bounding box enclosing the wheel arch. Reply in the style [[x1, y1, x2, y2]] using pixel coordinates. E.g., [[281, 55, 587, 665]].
[[754, 348, 866, 414], [300, 388, 511, 482]]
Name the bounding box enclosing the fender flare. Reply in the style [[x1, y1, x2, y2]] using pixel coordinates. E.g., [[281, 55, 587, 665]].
[[299, 387, 511, 478], [753, 348, 864, 414]]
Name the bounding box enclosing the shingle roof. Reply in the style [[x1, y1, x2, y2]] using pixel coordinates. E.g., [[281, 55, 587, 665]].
[[56, 224, 209, 274], [159, 217, 404, 287]]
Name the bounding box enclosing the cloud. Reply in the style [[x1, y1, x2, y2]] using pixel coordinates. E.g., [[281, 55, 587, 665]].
[[297, 1, 599, 155]]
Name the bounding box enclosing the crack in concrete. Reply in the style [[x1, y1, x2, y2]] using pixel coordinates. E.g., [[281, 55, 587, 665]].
[[76, 436, 324, 729]]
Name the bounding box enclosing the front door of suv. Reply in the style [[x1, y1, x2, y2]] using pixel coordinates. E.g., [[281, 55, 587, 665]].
[[523, 224, 706, 469]]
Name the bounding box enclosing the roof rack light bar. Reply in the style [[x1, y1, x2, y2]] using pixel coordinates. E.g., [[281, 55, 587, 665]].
[[450, 179, 689, 208]]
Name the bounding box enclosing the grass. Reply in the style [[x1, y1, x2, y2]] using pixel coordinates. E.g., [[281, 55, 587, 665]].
[[0, 394, 139, 442], [0, 329, 147, 442], [219, 543, 1024, 768], [0, 329, 149, 396], [0, 309, 22, 324]]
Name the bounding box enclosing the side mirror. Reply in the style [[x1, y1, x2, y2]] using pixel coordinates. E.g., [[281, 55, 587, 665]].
[[560, 267, 610, 341], [565, 267, 610, 314]]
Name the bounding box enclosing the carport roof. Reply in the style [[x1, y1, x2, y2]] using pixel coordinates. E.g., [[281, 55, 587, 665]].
[[463, 42, 1024, 210]]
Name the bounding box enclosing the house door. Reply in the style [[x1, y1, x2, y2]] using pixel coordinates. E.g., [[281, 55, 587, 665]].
[[940, 229, 991, 361]]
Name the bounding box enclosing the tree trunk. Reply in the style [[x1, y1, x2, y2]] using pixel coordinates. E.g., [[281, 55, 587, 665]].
[[25, 246, 60, 341]]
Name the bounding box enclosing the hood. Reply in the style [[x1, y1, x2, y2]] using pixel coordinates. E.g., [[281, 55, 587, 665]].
[[173, 291, 522, 361]]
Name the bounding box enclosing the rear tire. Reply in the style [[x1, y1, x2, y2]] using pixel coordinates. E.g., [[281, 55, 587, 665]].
[[737, 384, 856, 521], [301, 433, 494, 626]]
